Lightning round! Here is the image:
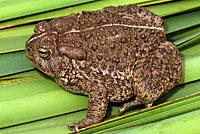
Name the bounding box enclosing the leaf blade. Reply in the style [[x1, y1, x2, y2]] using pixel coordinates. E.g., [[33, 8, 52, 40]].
[[0, 0, 96, 22]]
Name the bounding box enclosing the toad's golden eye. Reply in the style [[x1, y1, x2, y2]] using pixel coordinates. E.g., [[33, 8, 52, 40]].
[[38, 48, 51, 59]]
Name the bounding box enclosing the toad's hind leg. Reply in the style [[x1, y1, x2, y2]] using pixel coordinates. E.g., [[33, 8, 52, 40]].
[[119, 42, 181, 115]]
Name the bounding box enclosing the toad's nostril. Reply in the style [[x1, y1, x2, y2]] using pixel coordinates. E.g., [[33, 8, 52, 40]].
[[27, 47, 31, 52]]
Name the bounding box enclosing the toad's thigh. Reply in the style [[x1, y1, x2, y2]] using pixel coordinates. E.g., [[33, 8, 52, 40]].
[[133, 42, 181, 104]]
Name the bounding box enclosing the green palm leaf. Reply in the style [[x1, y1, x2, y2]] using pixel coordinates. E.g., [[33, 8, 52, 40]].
[[0, 0, 200, 134]]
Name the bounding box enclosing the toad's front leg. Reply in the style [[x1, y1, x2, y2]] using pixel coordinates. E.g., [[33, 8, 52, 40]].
[[68, 84, 108, 132]]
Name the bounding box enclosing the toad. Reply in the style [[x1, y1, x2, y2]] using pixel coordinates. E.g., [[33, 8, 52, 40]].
[[25, 4, 182, 132]]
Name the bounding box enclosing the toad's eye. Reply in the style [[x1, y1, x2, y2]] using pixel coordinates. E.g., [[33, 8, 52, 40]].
[[38, 48, 51, 59]]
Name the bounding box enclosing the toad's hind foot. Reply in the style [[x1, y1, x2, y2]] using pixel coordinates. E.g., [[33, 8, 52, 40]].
[[118, 100, 142, 115], [118, 100, 153, 115]]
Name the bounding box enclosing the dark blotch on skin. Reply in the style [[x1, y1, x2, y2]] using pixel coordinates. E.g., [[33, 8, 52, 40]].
[[91, 44, 98, 51]]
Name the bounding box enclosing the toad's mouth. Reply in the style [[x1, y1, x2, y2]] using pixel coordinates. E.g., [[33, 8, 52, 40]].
[[25, 54, 55, 78]]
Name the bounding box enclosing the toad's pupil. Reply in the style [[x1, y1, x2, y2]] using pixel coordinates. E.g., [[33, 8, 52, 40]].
[[40, 50, 46, 54], [38, 49, 50, 58]]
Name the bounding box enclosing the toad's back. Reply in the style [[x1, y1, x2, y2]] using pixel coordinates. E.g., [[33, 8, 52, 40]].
[[42, 5, 180, 102]]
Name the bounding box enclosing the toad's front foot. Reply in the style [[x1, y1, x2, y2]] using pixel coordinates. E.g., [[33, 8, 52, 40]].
[[68, 122, 80, 132], [68, 84, 108, 132], [68, 120, 90, 132]]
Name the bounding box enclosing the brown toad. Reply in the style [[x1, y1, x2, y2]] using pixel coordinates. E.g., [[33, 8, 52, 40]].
[[25, 4, 182, 132]]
